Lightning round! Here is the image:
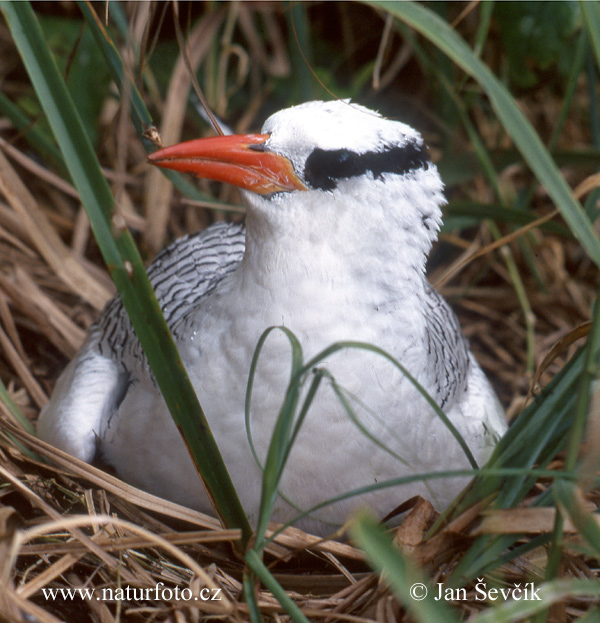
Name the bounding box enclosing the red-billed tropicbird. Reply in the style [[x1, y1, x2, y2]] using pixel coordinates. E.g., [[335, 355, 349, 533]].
[[38, 100, 506, 535]]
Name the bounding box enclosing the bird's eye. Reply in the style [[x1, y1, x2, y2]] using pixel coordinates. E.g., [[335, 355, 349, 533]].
[[335, 150, 352, 164], [304, 149, 361, 191], [304, 142, 430, 191]]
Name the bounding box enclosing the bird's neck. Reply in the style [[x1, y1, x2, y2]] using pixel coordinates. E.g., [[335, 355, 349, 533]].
[[240, 198, 431, 306]]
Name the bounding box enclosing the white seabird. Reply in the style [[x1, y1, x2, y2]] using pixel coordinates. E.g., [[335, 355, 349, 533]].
[[38, 100, 507, 535]]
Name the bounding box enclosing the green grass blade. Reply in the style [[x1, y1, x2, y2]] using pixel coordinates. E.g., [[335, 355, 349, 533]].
[[245, 550, 310, 623], [542, 287, 600, 608], [0, 376, 40, 460], [473, 1, 494, 58], [582, 1, 600, 73], [367, 0, 600, 267], [267, 467, 569, 546], [245, 327, 305, 548], [351, 512, 461, 623], [439, 148, 600, 188], [447, 347, 584, 585], [0, 90, 64, 171], [242, 568, 263, 623], [471, 578, 600, 623], [2, 0, 252, 545], [301, 340, 478, 469], [246, 332, 480, 546], [326, 374, 413, 467], [554, 480, 600, 559], [565, 293, 600, 473], [76, 0, 152, 139], [444, 200, 568, 235], [76, 0, 228, 205], [0, 376, 34, 436]]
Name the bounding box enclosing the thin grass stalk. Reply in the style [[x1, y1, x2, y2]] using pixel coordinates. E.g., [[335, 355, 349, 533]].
[[368, 0, 600, 267], [242, 328, 305, 620], [488, 221, 536, 375], [244, 327, 304, 549], [0, 91, 64, 171], [519, 30, 587, 216], [245, 550, 310, 623], [351, 512, 461, 623], [540, 287, 600, 622], [564, 292, 600, 474], [472, 578, 600, 623], [444, 201, 567, 234], [443, 346, 574, 507], [472, 1, 494, 58], [76, 1, 151, 138], [0, 376, 34, 436], [242, 568, 263, 623], [76, 0, 223, 204], [328, 374, 414, 467], [0, 380, 39, 461], [246, 333, 481, 549], [549, 33, 588, 155], [2, 0, 252, 545], [301, 340, 479, 469], [587, 51, 600, 148], [446, 346, 585, 586], [554, 480, 600, 559], [287, 3, 313, 100], [581, 1, 600, 73], [430, 71, 538, 373], [268, 467, 571, 548]]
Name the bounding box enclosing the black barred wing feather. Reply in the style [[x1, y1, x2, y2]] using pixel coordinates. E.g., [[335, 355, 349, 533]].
[[96, 222, 246, 375], [423, 282, 470, 409]]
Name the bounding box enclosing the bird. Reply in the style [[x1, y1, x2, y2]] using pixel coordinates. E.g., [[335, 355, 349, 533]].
[[38, 100, 506, 535]]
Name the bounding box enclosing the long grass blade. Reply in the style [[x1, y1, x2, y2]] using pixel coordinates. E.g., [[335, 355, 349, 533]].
[[351, 512, 461, 623], [245, 550, 310, 623], [245, 326, 304, 548], [0, 90, 64, 171], [471, 578, 600, 623], [554, 480, 600, 559], [76, 0, 228, 205], [540, 287, 600, 619], [0, 376, 34, 436], [246, 331, 480, 547], [447, 346, 584, 585], [301, 340, 478, 469], [2, 0, 252, 545], [582, 1, 600, 73], [367, 0, 600, 268]]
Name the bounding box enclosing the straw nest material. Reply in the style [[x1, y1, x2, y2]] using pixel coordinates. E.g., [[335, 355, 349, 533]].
[[1, 2, 599, 621]]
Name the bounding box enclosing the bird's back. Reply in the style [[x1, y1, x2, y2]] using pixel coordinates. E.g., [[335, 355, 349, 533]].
[[37, 221, 246, 461], [97, 221, 245, 374], [37, 99, 507, 533]]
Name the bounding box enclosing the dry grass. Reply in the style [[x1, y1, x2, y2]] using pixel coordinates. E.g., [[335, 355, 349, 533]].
[[0, 2, 599, 621], [1, 414, 599, 622]]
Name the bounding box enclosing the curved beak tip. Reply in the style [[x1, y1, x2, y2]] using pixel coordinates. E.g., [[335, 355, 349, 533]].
[[148, 134, 306, 195]]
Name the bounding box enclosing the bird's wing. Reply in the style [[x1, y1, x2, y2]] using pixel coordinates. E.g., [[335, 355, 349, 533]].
[[422, 281, 471, 409], [423, 282, 507, 466], [96, 220, 246, 373], [37, 221, 246, 461]]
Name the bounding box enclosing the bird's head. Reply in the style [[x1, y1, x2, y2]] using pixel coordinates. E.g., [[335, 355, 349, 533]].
[[149, 100, 445, 262]]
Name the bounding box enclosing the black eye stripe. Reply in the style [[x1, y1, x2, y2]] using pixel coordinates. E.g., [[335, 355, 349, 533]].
[[304, 141, 430, 191]]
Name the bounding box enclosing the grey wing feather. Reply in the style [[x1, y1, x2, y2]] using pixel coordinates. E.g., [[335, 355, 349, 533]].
[[37, 222, 245, 461], [423, 281, 470, 409], [96, 221, 246, 375]]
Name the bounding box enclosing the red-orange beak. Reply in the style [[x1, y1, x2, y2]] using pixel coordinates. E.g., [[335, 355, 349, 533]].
[[148, 133, 306, 195]]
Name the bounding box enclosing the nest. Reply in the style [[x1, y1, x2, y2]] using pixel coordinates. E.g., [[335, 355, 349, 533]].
[[1, 416, 599, 622], [1, 2, 599, 621]]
